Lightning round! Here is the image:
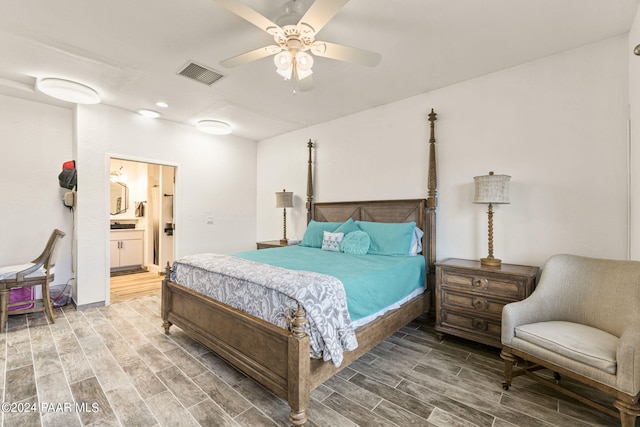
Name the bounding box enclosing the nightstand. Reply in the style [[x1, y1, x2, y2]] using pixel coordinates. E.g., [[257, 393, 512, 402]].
[[435, 258, 539, 348], [256, 240, 298, 250]]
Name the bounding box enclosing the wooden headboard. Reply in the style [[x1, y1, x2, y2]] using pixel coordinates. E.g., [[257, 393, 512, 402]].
[[313, 199, 426, 232]]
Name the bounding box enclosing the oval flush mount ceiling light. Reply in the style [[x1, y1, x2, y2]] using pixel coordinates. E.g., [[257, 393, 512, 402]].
[[36, 78, 101, 104], [138, 109, 161, 118], [196, 119, 232, 135]]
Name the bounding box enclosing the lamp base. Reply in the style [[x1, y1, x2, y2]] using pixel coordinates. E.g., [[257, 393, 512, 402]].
[[481, 257, 502, 268], [280, 238, 289, 246]]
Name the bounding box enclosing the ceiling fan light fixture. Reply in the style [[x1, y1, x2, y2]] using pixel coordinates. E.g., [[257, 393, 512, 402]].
[[295, 52, 314, 79], [196, 119, 232, 135], [274, 51, 294, 80], [36, 78, 101, 104]]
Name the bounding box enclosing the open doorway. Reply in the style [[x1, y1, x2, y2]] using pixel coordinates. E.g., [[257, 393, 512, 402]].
[[109, 158, 176, 303]]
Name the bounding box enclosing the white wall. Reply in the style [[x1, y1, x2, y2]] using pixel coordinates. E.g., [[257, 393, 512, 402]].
[[0, 95, 74, 288], [75, 104, 257, 306], [630, 8, 640, 260], [257, 35, 631, 268]]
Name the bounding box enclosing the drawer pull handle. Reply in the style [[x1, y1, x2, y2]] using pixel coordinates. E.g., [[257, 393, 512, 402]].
[[472, 278, 486, 288], [472, 319, 488, 331], [472, 298, 488, 310]]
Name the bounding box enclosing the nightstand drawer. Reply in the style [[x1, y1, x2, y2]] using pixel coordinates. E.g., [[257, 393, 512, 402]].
[[439, 309, 502, 344], [441, 270, 526, 299], [441, 289, 506, 318]]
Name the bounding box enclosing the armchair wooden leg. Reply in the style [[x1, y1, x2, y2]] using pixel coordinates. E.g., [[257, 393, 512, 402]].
[[500, 349, 516, 390], [0, 288, 8, 332], [614, 399, 640, 427], [41, 281, 56, 324]]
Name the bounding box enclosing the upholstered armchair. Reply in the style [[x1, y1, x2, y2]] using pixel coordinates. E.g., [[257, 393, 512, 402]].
[[501, 254, 640, 426]]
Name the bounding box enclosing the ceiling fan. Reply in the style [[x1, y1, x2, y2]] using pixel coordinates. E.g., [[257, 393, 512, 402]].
[[214, 0, 381, 91]]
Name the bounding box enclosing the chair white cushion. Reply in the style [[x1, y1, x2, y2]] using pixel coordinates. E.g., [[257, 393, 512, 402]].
[[0, 263, 46, 281], [515, 321, 618, 374]]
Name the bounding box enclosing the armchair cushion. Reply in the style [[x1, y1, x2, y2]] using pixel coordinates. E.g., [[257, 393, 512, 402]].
[[515, 321, 618, 374], [0, 263, 46, 281]]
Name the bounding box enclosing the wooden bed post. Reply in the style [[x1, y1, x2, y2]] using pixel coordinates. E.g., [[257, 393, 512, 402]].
[[288, 303, 310, 426], [427, 109, 438, 299], [161, 262, 173, 334], [306, 139, 314, 224]]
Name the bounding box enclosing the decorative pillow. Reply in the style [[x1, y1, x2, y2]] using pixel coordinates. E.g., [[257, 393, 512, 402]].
[[334, 218, 360, 234], [300, 220, 342, 248], [355, 221, 416, 256], [322, 231, 344, 252], [339, 231, 371, 255], [409, 227, 424, 256]]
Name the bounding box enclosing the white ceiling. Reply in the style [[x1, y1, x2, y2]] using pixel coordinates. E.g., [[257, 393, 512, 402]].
[[0, 0, 637, 141]]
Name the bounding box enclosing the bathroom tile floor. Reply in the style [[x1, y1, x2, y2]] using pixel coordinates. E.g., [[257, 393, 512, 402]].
[[0, 295, 629, 426]]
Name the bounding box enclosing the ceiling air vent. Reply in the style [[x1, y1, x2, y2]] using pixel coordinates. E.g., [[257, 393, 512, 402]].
[[177, 61, 225, 86]]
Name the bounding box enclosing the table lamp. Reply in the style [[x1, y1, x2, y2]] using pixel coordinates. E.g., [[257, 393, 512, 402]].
[[473, 171, 511, 267], [276, 189, 294, 245]]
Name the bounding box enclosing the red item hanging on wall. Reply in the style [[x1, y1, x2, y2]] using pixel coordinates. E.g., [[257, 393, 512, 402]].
[[62, 160, 76, 170]]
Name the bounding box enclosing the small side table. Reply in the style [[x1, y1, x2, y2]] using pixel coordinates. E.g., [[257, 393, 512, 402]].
[[435, 258, 539, 348], [256, 240, 298, 250]]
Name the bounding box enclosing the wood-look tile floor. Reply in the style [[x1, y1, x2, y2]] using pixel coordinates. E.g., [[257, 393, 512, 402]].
[[110, 272, 162, 304], [0, 295, 631, 427]]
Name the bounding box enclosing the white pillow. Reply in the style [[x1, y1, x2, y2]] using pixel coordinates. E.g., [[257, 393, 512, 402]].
[[322, 231, 344, 252], [409, 227, 424, 256]]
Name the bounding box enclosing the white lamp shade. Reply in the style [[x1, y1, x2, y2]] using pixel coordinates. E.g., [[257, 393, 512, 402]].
[[36, 78, 100, 104], [276, 190, 294, 208], [196, 120, 232, 135], [473, 172, 511, 204]]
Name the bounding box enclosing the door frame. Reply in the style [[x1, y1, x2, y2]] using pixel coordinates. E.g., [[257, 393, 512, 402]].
[[105, 153, 179, 305]]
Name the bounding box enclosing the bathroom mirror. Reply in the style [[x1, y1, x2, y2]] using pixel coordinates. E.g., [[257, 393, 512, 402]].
[[110, 182, 129, 215]]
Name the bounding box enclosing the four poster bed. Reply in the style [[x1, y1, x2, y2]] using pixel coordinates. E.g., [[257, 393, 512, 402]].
[[161, 109, 439, 425]]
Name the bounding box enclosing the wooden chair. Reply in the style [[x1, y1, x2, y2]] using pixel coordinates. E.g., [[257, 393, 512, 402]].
[[501, 254, 640, 426], [0, 229, 66, 331]]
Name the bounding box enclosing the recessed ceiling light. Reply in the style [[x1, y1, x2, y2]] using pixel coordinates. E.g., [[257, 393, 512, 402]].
[[36, 78, 100, 104], [138, 109, 160, 118], [196, 120, 232, 135], [155, 101, 168, 108]]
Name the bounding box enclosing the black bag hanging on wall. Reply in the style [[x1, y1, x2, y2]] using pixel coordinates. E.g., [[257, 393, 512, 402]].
[[58, 160, 77, 189]]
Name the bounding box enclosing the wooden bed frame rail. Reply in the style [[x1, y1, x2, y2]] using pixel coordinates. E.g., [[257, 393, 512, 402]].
[[161, 109, 438, 425]]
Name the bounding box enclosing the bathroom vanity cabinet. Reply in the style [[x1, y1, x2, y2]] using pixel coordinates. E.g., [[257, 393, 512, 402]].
[[110, 229, 144, 269]]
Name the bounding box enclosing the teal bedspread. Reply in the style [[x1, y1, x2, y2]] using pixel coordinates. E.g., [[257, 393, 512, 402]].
[[233, 245, 425, 323]]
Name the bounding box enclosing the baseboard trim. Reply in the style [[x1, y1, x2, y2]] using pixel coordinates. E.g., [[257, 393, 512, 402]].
[[71, 299, 106, 311]]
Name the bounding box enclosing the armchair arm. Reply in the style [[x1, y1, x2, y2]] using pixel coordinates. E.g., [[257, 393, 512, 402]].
[[15, 262, 44, 282], [501, 289, 565, 345], [615, 319, 640, 395]]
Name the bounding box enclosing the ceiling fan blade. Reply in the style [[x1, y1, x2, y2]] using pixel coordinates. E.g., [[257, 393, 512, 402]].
[[220, 45, 282, 68], [213, 0, 282, 34], [298, 0, 349, 33], [311, 41, 381, 67]]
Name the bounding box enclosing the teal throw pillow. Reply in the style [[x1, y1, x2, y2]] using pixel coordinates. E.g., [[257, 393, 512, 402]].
[[334, 218, 360, 234], [339, 230, 371, 255]]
